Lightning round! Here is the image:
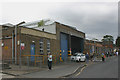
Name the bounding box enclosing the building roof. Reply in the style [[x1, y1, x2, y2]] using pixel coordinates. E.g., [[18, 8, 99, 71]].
[[85, 39, 102, 43], [19, 19, 84, 34], [20, 19, 55, 27], [20, 19, 78, 29], [2, 23, 14, 27], [55, 21, 77, 30], [1, 19, 85, 35], [55, 21, 85, 34]]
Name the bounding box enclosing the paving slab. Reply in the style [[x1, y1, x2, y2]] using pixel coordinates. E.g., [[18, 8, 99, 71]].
[[21, 63, 85, 78]]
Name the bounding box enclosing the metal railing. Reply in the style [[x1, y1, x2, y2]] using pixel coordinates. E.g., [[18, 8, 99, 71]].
[[22, 55, 57, 66], [1, 55, 57, 71]]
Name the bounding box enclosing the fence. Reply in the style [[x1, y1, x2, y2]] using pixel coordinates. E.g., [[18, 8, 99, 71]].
[[1, 55, 57, 71], [22, 55, 57, 66]]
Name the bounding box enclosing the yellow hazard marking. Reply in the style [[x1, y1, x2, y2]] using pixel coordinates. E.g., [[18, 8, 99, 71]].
[[60, 57, 63, 61], [68, 51, 71, 52], [68, 54, 71, 56], [4, 46, 8, 50]]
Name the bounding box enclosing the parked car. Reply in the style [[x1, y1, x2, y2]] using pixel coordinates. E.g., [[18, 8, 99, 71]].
[[71, 53, 86, 62]]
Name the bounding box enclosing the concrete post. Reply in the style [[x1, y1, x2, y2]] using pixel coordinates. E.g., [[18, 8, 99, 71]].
[[19, 27, 22, 68], [15, 25, 17, 64]]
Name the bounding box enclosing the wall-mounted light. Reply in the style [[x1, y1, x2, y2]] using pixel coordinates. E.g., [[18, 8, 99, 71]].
[[18, 41, 20, 45], [32, 41, 35, 43], [1, 43, 4, 47]]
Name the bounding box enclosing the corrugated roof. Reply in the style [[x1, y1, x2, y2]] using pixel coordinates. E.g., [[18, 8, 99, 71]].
[[20, 19, 77, 30], [19, 19, 84, 34], [2, 23, 14, 27], [20, 19, 55, 27]]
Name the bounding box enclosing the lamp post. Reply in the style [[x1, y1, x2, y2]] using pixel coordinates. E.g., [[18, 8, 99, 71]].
[[14, 21, 25, 65], [19, 22, 25, 68], [92, 38, 95, 53], [92, 38, 98, 55]]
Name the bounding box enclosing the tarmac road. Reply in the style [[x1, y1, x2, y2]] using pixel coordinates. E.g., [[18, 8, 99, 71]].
[[71, 56, 118, 78]]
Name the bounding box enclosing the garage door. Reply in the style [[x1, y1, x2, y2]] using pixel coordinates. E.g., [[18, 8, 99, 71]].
[[60, 33, 68, 61]]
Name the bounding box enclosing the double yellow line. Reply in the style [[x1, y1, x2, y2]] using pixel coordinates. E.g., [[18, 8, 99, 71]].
[[75, 62, 93, 77], [75, 65, 87, 76]]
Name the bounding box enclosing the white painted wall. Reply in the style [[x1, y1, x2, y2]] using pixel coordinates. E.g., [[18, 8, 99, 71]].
[[23, 22, 56, 34], [34, 23, 56, 34]]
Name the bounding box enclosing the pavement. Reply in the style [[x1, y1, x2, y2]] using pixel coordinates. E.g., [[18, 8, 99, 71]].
[[18, 62, 87, 78], [0, 72, 15, 79], [2, 64, 46, 76], [1, 61, 87, 78]]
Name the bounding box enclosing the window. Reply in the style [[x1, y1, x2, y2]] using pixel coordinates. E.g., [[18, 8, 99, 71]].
[[40, 39, 44, 54], [47, 39, 50, 54]]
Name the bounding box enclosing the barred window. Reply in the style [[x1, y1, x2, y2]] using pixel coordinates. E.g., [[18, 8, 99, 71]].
[[47, 40, 50, 53], [40, 39, 44, 54]]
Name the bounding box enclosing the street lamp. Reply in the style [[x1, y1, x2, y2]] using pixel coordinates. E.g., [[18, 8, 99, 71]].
[[92, 38, 99, 54], [14, 21, 25, 65]]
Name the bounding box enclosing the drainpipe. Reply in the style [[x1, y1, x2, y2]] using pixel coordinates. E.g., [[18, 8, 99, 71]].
[[15, 25, 17, 64], [69, 34, 71, 55], [19, 27, 22, 68], [12, 30, 14, 64]]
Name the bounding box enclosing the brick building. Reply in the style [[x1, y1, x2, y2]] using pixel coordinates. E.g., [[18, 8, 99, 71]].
[[1, 20, 85, 65], [84, 39, 103, 55], [84, 39, 114, 56]]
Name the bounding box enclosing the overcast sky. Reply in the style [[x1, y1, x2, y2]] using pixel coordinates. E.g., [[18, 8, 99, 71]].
[[0, 0, 119, 42]]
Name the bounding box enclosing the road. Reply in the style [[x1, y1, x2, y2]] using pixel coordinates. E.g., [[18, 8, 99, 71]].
[[69, 56, 118, 78]]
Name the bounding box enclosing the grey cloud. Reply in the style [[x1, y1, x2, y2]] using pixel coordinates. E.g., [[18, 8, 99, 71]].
[[48, 2, 118, 41], [1, 2, 118, 42]]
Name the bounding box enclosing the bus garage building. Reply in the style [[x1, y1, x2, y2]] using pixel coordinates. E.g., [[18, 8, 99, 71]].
[[1, 20, 85, 64]]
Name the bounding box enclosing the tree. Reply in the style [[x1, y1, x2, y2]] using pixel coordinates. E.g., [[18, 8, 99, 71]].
[[38, 20, 44, 27], [92, 38, 99, 41], [102, 35, 114, 43], [101, 35, 114, 49], [38, 19, 50, 27], [116, 37, 120, 48], [101, 35, 114, 53]]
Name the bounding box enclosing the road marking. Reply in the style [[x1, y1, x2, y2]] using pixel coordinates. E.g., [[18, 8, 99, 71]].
[[75, 62, 94, 77], [75, 65, 86, 76]]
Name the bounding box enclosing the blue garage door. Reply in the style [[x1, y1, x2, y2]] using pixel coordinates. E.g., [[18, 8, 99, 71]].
[[31, 44, 35, 62], [60, 33, 68, 61]]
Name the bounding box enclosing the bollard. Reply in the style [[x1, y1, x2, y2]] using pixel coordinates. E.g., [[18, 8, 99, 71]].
[[60, 50, 63, 62]]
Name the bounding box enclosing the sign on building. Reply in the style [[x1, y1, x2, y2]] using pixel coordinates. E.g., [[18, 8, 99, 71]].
[[21, 43, 25, 50]]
